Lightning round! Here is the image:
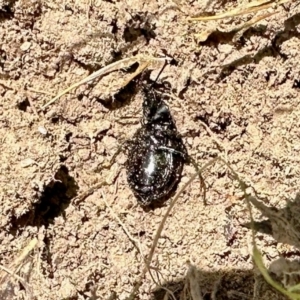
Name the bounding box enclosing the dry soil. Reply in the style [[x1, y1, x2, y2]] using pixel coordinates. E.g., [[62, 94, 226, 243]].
[[1, 0, 300, 299]]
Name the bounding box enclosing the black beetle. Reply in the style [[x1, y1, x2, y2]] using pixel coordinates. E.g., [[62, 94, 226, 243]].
[[126, 82, 187, 206], [72, 63, 204, 208]]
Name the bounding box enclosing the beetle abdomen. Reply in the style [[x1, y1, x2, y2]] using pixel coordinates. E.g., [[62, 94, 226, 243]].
[[126, 128, 185, 206]]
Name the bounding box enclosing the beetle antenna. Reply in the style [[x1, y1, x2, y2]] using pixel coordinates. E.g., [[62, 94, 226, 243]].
[[143, 61, 166, 105], [151, 60, 168, 87], [143, 60, 167, 99]]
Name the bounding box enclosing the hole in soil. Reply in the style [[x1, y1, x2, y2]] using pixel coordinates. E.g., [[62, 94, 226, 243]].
[[113, 78, 138, 105], [123, 27, 140, 42], [122, 15, 156, 43], [64, 4, 74, 12], [77, 273, 102, 299], [112, 49, 122, 60], [111, 19, 118, 34], [59, 154, 68, 162], [43, 235, 54, 279], [152, 270, 256, 300], [77, 93, 84, 101], [51, 116, 59, 124], [195, 112, 211, 127], [195, 112, 232, 134], [65, 132, 72, 142], [96, 65, 140, 110], [17, 98, 30, 112], [10, 165, 79, 233], [0, 2, 16, 21], [0, 49, 6, 69], [217, 116, 232, 132], [34, 165, 78, 227]]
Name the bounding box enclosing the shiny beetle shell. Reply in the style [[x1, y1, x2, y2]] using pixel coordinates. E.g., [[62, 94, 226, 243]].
[[126, 87, 187, 206]]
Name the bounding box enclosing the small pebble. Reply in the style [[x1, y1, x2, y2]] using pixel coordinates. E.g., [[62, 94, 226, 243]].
[[20, 41, 31, 51], [20, 158, 36, 168], [38, 126, 48, 136]]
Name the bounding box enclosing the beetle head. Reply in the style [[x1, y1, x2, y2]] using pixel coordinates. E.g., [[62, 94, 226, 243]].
[[142, 87, 174, 126]]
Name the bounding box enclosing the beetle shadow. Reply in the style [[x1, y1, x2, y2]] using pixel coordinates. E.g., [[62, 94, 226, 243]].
[[58, 252, 294, 299], [70, 263, 287, 299], [93, 76, 139, 111], [92, 65, 154, 112], [141, 187, 180, 211], [151, 194, 300, 299]]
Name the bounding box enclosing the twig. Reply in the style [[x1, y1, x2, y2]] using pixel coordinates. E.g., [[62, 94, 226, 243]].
[[197, 119, 228, 161], [0, 265, 29, 288]]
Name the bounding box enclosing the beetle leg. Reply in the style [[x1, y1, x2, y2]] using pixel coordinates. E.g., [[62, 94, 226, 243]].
[[157, 146, 186, 158], [186, 156, 207, 205], [74, 140, 132, 204], [113, 139, 135, 160], [99, 139, 134, 171]]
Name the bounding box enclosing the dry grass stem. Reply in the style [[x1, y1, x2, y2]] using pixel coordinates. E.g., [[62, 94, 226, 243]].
[[42, 56, 170, 109], [26, 87, 56, 96], [195, 12, 277, 42], [219, 158, 300, 299], [0, 238, 38, 300], [189, 0, 291, 21], [186, 263, 204, 300]]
